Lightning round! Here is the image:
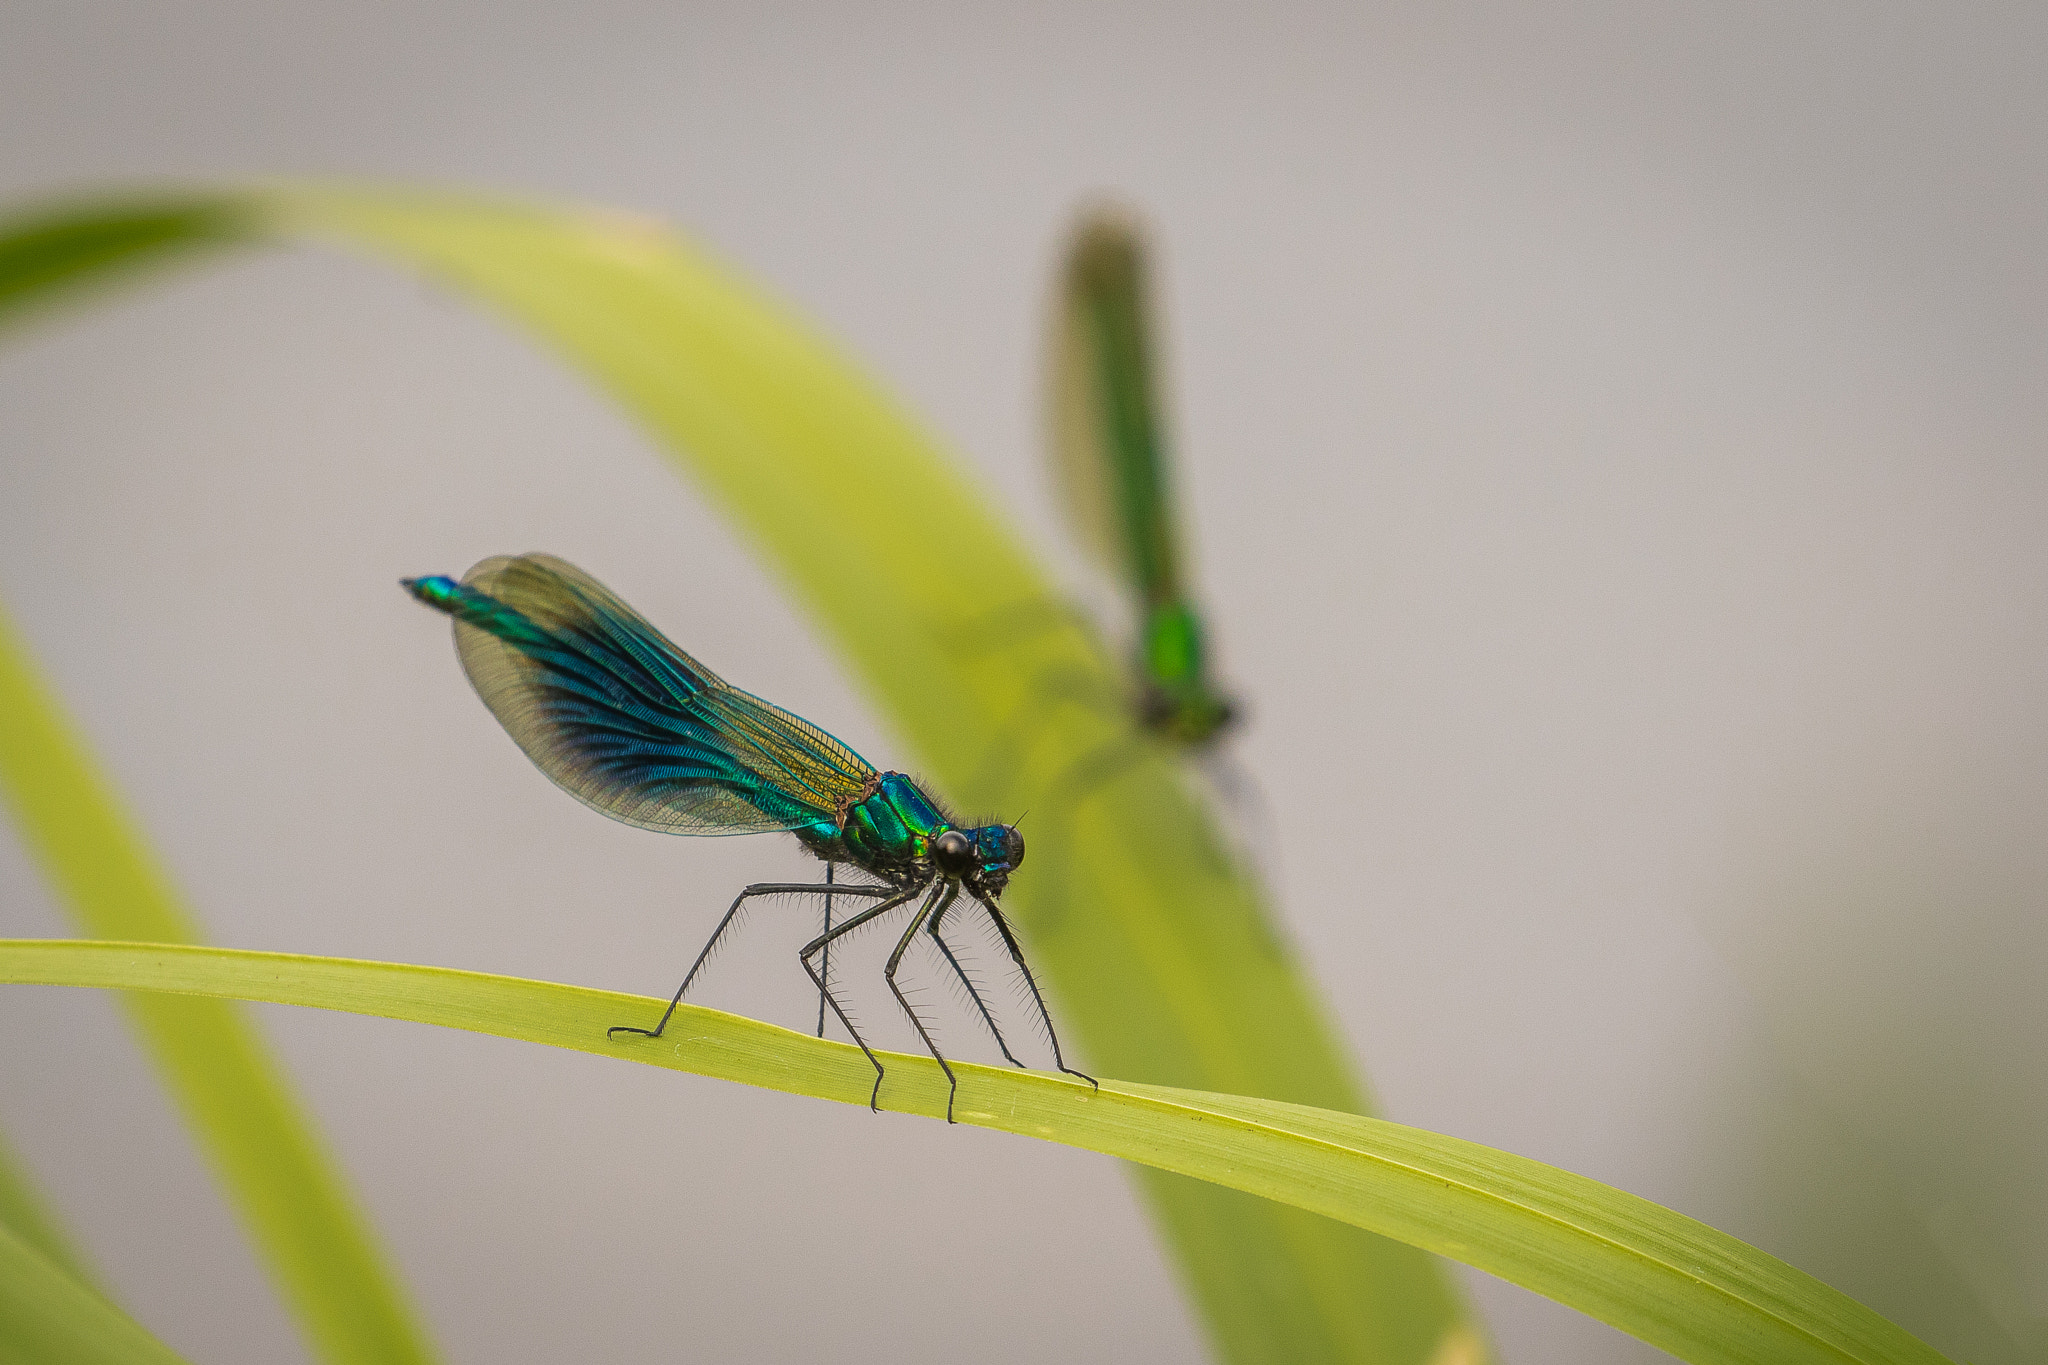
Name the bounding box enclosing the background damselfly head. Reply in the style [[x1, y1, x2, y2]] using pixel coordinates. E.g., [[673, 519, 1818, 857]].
[[1139, 681, 1238, 749]]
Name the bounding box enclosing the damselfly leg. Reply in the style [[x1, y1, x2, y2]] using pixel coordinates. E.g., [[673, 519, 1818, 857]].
[[884, 884, 960, 1122], [817, 862, 836, 1038], [608, 880, 899, 1043], [798, 885, 926, 1111], [984, 898, 1096, 1092], [927, 887, 1025, 1069]]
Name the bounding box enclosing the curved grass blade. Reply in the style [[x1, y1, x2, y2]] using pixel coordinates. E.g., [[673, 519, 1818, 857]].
[[0, 182, 1451, 1362], [0, 194, 258, 337], [0, 1218, 192, 1365], [0, 939, 1959, 1365], [0, 605, 437, 1365], [261, 184, 1479, 1364]]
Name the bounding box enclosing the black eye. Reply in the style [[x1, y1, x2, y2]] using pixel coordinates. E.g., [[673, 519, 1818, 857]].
[[931, 829, 976, 877]]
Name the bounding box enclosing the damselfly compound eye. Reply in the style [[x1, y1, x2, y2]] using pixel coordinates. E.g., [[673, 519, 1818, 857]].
[[931, 829, 976, 877]]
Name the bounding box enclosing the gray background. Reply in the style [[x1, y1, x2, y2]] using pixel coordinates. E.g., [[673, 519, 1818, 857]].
[[2, 4, 2044, 1362]]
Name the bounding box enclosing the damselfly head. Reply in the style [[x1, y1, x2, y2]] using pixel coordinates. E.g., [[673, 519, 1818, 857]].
[[980, 823, 1025, 869], [966, 822, 1025, 896], [927, 823, 1025, 895]]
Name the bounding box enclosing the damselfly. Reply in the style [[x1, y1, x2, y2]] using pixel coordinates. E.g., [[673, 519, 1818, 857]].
[[1048, 206, 1238, 748], [405, 554, 1093, 1120]]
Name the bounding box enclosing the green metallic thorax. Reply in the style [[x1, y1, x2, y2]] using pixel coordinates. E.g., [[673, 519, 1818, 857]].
[[1143, 601, 1206, 689], [1139, 602, 1235, 747], [799, 772, 947, 877], [843, 772, 949, 868]]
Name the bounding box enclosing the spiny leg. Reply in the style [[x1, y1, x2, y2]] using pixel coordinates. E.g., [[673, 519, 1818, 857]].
[[982, 898, 1097, 1091], [608, 880, 896, 1042], [799, 885, 925, 1112], [927, 884, 1024, 1067], [816, 862, 835, 1039], [883, 883, 959, 1122]]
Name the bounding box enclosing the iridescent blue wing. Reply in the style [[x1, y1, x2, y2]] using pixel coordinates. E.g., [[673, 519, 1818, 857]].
[[406, 554, 875, 836]]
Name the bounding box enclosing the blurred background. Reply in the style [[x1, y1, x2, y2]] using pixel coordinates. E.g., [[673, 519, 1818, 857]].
[[2, 4, 2044, 1362]]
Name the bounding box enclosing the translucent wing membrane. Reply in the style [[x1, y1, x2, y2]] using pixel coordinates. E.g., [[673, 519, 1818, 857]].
[[1048, 206, 1185, 609], [412, 554, 876, 836]]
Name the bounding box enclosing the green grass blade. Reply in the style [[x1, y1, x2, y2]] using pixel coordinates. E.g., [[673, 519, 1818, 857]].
[[0, 606, 437, 1365], [260, 184, 1481, 1365], [0, 1122, 95, 1289], [0, 181, 1455, 1362], [0, 194, 256, 336], [0, 1218, 192, 1365], [0, 939, 1959, 1365]]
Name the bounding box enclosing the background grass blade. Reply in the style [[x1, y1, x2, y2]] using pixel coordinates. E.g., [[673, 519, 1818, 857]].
[[0, 603, 437, 1365], [0, 938, 1959, 1365], [0, 183, 1477, 1364], [0, 1121, 95, 1289], [0, 1218, 193, 1365], [0, 195, 256, 334]]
